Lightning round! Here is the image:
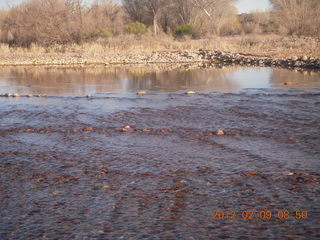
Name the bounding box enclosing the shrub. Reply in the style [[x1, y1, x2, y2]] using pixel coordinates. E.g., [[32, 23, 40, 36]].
[[125, 22, 147, 35], [174, 24, 200, 39], [261, 22, 279, 34], [100, 28, 113, 38], [220, 20, 242, 36]]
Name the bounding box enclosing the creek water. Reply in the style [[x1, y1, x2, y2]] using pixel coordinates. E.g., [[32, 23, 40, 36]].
[[0, 65, 319, 239], [0, 65, 319, 96]]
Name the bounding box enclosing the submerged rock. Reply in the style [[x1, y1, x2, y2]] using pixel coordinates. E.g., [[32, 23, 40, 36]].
[[244, 171, 260, 176]]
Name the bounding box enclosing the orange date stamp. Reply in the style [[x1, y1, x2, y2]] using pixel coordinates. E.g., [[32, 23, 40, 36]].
[[211, 210, 308, 221]]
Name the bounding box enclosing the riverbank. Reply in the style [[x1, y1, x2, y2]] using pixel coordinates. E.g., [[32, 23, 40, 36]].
[[1, 49, 319, 70], [0, 35, 319, 69]]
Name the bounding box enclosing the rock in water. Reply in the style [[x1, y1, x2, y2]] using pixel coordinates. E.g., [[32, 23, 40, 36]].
[[284, 82, 297, 85], [186, 91, 196, 95], [215, 129, 225, 135], [137, 91, 146, 95]]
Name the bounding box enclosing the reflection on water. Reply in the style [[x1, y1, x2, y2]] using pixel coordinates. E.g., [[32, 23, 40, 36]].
[[0, 65, 319, 95]]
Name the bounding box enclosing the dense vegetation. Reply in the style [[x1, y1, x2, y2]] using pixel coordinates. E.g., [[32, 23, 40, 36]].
[[0, 0, 319, 47]]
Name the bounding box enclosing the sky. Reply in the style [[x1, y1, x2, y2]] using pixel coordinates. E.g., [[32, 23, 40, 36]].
[[233, 0, 271, 13], [0, 0, 272, 13]]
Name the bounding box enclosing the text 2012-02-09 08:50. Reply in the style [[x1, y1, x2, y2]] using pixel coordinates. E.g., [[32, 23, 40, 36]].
[[211, 210, 308, 221]]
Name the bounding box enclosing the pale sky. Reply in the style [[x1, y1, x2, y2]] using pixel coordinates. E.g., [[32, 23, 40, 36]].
[[0, 0, 272, 13], [233, 0, 271, 13]]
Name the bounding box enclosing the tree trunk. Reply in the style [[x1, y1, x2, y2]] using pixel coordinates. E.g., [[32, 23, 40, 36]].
[[153, 15, 158, 35]]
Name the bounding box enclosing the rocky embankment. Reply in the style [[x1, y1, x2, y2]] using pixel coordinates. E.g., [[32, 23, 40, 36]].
[[199, 50, 320, 69], [0, 50, 319, 69]]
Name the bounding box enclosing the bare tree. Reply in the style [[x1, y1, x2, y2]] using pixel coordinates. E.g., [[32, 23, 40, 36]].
[[123, 0, 235, 35], [1, 0, 71, 46], [88, 0, 125, 35], [190, 0, 235, 35], [123, 0, 174, 35], [271, 0, 320, 36]]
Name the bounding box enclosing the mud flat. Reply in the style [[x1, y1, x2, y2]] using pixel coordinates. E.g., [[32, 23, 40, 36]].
[[1, 90, 320, 239]]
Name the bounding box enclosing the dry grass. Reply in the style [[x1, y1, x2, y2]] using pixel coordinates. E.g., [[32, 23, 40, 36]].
[[222, 34, 320, 58], [0, 34, 319, 66]]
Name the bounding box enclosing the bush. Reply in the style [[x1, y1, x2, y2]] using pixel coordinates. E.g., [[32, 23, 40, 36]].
[[125, 22, 147, 35], [261, 22, 279, 34], [174, 24, 200, 39], [100, 28, 113, 38], [220, 20, 242, 36]]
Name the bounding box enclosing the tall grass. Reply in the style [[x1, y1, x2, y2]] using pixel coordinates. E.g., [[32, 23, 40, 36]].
[[0, 34, 319, 58]]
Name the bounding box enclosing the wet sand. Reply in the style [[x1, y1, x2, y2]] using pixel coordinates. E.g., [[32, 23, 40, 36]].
[[1, 89, 320, 239]]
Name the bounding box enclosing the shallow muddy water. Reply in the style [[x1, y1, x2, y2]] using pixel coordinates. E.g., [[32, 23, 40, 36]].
[[0, 65, 320, 239]]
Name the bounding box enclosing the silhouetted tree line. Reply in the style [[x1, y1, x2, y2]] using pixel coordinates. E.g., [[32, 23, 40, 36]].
[[0, 0, 318, 47]]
